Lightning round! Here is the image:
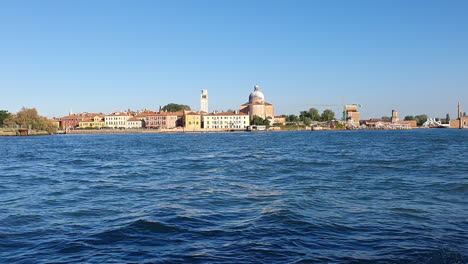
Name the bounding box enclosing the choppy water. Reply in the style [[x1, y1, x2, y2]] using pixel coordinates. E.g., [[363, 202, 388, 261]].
[[0, 130, 467, 264]]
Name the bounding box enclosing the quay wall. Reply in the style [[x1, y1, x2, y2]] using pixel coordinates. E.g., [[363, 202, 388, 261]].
[[65, 128, 248, 134]]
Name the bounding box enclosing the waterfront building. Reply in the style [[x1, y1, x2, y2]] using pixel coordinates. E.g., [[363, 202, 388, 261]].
[[79, 115, 105, 128], [360, 110, 417, 128], [201, 90, 209, 113], [50, 118, 61, 128], [239, 85, 275, 122], [396, 120, 417, 128], [345, 105, 361, 124], [203, 112, 250, 129], [60, 113, 100, 129], [127, 117, 143, 128], [449, 103, 468, 129], [135, 111, 183, 129], [184, 111, 202, 129], [104, 112, 133, 128], [273, 116, 286, 125]]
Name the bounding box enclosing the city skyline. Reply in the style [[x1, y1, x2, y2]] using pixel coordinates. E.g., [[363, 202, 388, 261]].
[[1, 0, 467, 119]]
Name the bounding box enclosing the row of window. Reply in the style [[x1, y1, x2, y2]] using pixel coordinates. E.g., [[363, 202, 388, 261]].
[[146, 116, 171, 120], [207, 125, 246, 129], [105, 117, 129, 120], [205, 116, 246, 120], [206, 121, 247, 125]]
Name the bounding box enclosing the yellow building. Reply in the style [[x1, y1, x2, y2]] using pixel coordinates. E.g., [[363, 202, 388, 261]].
[[184, 112, 201, 129], [79, 116, 105, 128]]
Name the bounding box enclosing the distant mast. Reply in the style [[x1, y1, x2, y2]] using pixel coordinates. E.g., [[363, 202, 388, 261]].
[[201, 89, 208, 113]]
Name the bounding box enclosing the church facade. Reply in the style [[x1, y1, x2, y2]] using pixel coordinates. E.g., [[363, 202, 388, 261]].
[[239, 85, 275, 122]]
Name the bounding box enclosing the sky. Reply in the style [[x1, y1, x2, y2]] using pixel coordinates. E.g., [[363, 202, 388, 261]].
[[0, 0, 467, 119]]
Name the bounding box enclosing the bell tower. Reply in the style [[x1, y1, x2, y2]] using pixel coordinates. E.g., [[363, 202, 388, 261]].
[[200, 90, 208, 113]]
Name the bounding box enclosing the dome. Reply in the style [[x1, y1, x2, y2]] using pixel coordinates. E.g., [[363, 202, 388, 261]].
[[249, 85, 265, 103]]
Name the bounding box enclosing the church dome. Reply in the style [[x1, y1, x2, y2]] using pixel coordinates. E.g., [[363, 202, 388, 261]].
[[249, 85, 265, 103]]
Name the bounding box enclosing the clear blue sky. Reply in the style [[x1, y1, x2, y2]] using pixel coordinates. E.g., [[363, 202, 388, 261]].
[[1, 0, 467, 118]]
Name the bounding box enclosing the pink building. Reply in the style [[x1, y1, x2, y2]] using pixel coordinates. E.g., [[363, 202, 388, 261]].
[[136, 111, 184, 128]]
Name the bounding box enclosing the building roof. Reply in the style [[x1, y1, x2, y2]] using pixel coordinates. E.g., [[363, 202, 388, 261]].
[[205, 112, 248, 116], [249, 85, 265, 103], [185, 111, 201, 116], [241, 101, 273, 106], [61, 112, 101, 119], [135, 111, 183, 117], [128, 117, 142, 122], [106, 112, 133, 117]]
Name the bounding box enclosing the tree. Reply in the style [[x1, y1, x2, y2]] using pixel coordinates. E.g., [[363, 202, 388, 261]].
[[464, 112, 466, 116], [415, 114, 428, 126], [321, 109, 335, 121], [161, 103, 190, 112], [381, 116, 391, 121], [446, 113, 450, 124], [251, 116, 270, 127], [286, 115, 299, 123], [404, 115, 415, 121], [3, 107, 57, 134], [303, 117, 313, 126], [299, 111, 310, 121], [308, 108, 321, 121], [0, 110, 10, 126]]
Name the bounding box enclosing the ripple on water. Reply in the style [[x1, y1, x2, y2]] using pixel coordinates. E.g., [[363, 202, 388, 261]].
[[0, 130, 466, 263]]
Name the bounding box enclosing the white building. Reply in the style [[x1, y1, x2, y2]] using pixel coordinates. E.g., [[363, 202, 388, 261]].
[[105, 112, 133, 128], [127, 117, 143, 128], [203, 112, 250, 129], [201, 89, 208, 113]]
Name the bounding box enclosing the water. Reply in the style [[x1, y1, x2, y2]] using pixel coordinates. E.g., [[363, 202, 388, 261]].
[[0, 130, 467, 264]]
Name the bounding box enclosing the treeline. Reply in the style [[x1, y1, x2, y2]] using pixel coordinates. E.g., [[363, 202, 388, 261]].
[[403, 115, 429, 126], [2, 107, 57, 134], [286, 108, 336, 125], [0, 110, 9, 126], [161, 103, 191, 112]]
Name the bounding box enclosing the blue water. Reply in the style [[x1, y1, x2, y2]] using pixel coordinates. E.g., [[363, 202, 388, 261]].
[[0, 130, 467, 264]]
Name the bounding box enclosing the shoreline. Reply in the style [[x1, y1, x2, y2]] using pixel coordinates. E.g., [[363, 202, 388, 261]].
[[0, 127, 455, 137]]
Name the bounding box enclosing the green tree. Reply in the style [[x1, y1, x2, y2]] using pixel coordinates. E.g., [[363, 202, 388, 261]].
[[308, 108, 321, 121], [321, 109, 335, 121], [404, 115, 415, 121], [381, 116, 391, 121], [446, 113, 450, 124], [415, 114, 428, 126], [303, 117, 312, 126], [251, 116, 270, 127], [299, 111, 310, 121], [161, 103, 190, 112], [287, 115, 299, 122], [0, 110, 10, 126]]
